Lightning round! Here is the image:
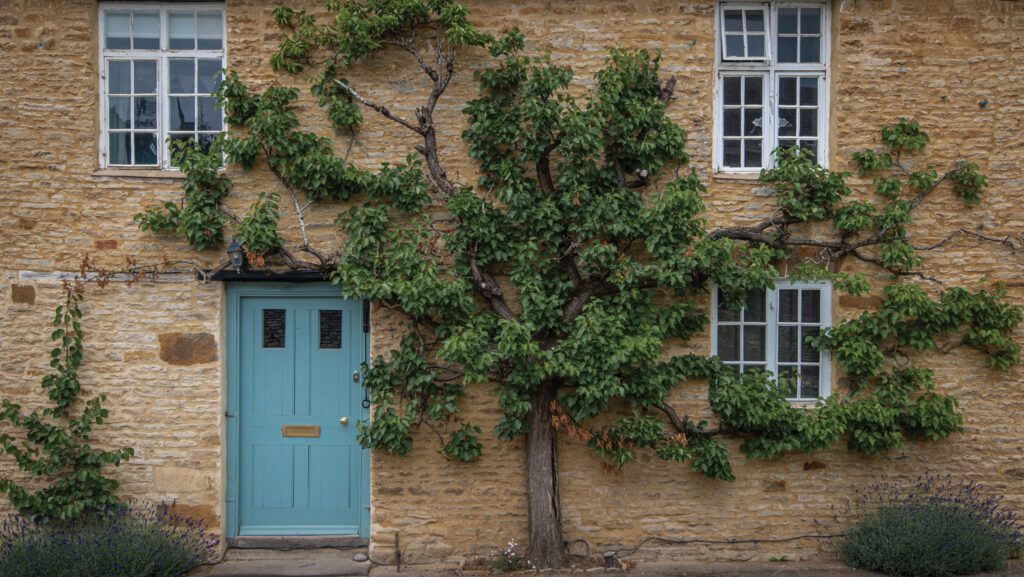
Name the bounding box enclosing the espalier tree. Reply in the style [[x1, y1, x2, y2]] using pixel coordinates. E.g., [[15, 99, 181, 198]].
[[134, 0, 1021, 568]]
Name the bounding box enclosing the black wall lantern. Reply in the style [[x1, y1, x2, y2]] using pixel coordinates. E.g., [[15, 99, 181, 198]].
[[226, 238, 244, 273]]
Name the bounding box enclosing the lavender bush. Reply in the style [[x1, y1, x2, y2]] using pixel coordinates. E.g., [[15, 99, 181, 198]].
[[836, 476, 1023, 577], [0, 499, 219, 577]]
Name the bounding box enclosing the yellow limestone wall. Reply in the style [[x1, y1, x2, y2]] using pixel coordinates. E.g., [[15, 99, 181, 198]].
[[1, 0, 1022, 564]]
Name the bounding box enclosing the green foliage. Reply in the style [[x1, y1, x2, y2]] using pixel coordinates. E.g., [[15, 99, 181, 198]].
[[0, 291, 134, 522], [836, 477, 1024, 577], [132, 0, 1020, 494], [487, 539, 531, 572], [880, 117, 930, 154], [950, 160, 986, 205], [233, 192, 285, 255], [133, 138, 229, 252], [0, 500, 219, 577], [761, 146, 850, 222], [442, 423, 483, 462]]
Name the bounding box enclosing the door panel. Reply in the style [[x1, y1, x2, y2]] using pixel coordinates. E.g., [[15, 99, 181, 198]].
[[237, 294, 364, 536]]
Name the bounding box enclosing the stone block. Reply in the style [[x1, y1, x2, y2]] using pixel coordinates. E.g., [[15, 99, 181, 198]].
[[158, 332, 217, 365]]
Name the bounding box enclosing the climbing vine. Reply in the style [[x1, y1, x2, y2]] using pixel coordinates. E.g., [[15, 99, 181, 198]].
[[132, 0, 1021, 567], [0, 287, 134, 521]]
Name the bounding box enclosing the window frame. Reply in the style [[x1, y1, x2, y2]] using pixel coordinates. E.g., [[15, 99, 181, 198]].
[[713, 1, 831, 174], [710, 279, 833, 401], [98, 2, 226, 170]]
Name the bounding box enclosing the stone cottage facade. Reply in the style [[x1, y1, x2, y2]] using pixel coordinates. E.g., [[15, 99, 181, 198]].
[[1, 0, 1023, 564]]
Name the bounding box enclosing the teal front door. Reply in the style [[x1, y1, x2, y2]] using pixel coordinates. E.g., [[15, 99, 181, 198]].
[[227, 284, 368, 537]]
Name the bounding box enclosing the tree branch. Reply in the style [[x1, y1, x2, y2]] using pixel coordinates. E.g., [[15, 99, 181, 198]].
[[332, 78, 423, 134], [469, 253, 518, 321], [913, 228, 1021, 253], [655, 403, 725, 436]]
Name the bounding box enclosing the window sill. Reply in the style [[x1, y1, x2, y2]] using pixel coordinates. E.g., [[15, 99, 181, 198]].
[[91, 168, 186, 180], [711, 171, 764, 182]]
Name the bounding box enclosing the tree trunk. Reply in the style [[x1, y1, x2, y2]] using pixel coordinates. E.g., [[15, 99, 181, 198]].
[[525, 382, 568, 568]]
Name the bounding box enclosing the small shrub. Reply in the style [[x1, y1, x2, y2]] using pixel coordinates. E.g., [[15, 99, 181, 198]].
[[0, 499, 219, 577], [835, 476, 1023, 577], [488, 539, 533, 572]]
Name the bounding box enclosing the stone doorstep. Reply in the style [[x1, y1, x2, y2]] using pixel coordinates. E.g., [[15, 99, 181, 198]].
[[187, 547, 371, 577], [229, 535, 369, 549]]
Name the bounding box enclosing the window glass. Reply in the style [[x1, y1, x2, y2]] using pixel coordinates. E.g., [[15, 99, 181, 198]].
[[108, 60, 131, 94], [133, 11, 160, 50], [713, 283, 830, 400], [319, 310, 343, 349], [197, 12, 223, 50], [105, 11, 130, 50], [717, 2, 828, 171], [263, 309, 286, 349], [100, 5, 225, 169], [168, 12, 195, 50]]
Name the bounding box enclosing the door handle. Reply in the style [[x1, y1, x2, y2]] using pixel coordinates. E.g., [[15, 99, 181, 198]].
[[340, 417, 349, 425]]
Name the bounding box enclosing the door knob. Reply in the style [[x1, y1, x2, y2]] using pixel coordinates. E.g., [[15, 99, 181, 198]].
[[340, 417, 349, 425]]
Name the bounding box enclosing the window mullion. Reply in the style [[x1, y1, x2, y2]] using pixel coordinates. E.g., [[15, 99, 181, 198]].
[[766, 286, 779, 379], [158, 56, 167, 168]]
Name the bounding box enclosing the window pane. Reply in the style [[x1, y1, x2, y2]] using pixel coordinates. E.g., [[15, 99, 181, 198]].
[[109, 132, 130, 164], [718, 288, 740, 322], [801, 289, 821, 323], [108, 61, 130, 94], [724, 109, 742, 136], [800, 365, 820, 398], [779, 8, 799, 34], [801, 8, 822, 35], [723, 140, 741, 167], [799, 77, 819, 105], [168, 134, 194, 168], [725, 35, 744, 58], [747, 10, 764, 32], [779, 289, 798, 322], [105, 11, 130, 50], [197, 59, 223, 94], [748, 34, 765, 58], [799, 109, 817, 137], [718, 325, 740, 361], [800, 141, 818, 163], [197, 97, 221, 131], [744, 109, 762, 136], [779, 109, 796, 137], [134, 133, 158, 165], [745, 289, 766, 322], [723, 77, 742, 105], [800, 36, 820, 63], [744, 76, 762, 105], [169, 59, 195, 94], [777, 365, 798, 397], [197, 12, 223, 50], [779, 77, 797, 106], [744, 326, 766, 362], [109, 97, 130, 129], [134, 96, 157, 129], [778, 326, 798, 362], [134, 60, 157, 94], [319, 310, 343, 349], [801, 327, 820, 363], [263, 309, 286, 348], [778, 37, 797, 63], [779, 139, 796, 150], [133, 11, 160, 50], [743, 139, 761, 168], [196, 133, 218, 153], [170, 97, 196, 131], [169, 12, 195, 50], [724, 10, 744, 32]]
